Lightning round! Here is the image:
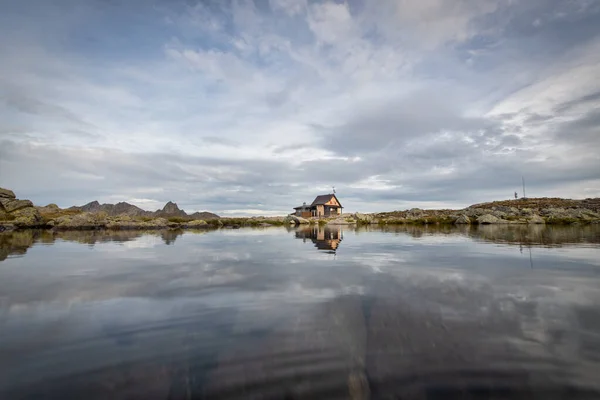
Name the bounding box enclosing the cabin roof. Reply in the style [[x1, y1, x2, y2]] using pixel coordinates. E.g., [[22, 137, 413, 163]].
[[310, 193, 343, 208]]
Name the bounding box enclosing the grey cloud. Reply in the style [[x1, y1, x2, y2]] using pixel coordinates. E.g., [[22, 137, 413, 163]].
[[317, 90, 501, 156], [200, 136, 239, 146], [2, 90, 91, 127], [271, 143, 313, 154], [554, 109, 600, 146], [523, 113, 554, 124], [554, 91, 600, 114]]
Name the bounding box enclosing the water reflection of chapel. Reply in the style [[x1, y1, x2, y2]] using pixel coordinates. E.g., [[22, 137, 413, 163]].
[[295, 225, 343, 253]]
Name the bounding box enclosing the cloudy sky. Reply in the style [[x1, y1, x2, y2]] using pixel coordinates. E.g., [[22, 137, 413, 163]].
[[0, 0, 599, 215]]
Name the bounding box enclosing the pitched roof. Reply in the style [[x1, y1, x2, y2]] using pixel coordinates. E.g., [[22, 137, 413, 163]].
[[310, 194, 343, 208]]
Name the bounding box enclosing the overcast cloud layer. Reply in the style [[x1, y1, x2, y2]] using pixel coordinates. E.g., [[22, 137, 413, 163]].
[[1, 0, 599, 215]]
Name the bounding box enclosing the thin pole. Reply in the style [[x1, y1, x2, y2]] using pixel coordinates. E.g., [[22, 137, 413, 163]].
[[522, 176, 526, 198], [529, 246, 533, 270]]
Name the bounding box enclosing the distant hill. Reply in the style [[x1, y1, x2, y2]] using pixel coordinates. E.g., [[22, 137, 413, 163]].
[[69, 200, 219, 219], [189, 211, 220, 220], [70, 201, 150, 217], [468, 197, 600, 212]]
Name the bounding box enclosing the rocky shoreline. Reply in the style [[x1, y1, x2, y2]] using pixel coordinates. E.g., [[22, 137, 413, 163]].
[[1, 187, 599, 231]]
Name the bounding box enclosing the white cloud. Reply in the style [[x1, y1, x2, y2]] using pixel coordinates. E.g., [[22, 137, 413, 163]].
[[269, 0, 306, 16]]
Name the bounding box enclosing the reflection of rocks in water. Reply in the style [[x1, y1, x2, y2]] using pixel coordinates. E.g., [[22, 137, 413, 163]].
[[473, 224, 600, 247], [54, 230, 148, 245], [0, 230, 36, 261], [371, 224, 600, 247], [295, 226, 343, 253], [161, 229, 183, 245], [0, 230, 59, 261], [0, 230, 187, 261]]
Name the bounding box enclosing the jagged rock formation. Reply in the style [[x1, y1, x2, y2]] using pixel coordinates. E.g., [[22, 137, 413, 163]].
[[69, 200, 219, 220], [70, 201, 150, 217], [155, 201, 187, 218], [0, 188, 43, 229]]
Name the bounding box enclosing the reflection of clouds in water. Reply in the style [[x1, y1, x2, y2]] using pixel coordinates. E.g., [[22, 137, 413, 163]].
[[121, 235, 163, 249], [349, 252, 409, 273], [216, 229, 286, 237], [2, 226, 600, 397]]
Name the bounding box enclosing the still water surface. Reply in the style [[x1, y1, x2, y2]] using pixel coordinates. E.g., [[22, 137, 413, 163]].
[[1, 225, 600, 399]]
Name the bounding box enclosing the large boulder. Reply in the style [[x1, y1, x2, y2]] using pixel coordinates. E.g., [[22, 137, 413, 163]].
[[477, 214, 509, 224], [519, 208, 535, 217], [0, 198, 34, 213], [354, 213, 374, 223], [406, 208, 425, 219], [528, 215, 545, 224], [11, 207, 43, 227], [0, 188, 16, 199], [465, 207, 485, 218], [327, 217, 356, 225], [0, 189, 42, 228], [183, 219, 207, 228], [454, 215, 471, 224], [541, 207, 568, 218], [284, 215, 309, 225]]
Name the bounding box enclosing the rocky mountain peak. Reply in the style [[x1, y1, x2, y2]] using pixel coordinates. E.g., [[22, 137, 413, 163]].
[[159, 201, 187, 217], [80, 201, 101, 212], [162, 201, 179, 212]]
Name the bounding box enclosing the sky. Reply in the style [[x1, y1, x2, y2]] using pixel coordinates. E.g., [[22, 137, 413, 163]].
[[0, 0, 599, 216]]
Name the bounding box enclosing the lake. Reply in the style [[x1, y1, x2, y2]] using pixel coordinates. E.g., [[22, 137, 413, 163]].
[[1, 225, 600, 399]]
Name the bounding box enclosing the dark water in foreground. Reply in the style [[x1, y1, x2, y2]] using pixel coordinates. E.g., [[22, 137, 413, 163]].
[[1, 225, 600, 399]]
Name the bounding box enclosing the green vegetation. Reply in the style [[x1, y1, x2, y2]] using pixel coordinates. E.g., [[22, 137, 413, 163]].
[[38, 209, 82, 225], [39, 209, 81, 221], [210, 218, 286, 227], [135, 216, 155, 222], [167, 217, 189, 223]]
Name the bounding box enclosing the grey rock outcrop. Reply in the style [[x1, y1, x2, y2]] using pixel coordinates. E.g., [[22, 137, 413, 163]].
[[0, 198, 34, 213], [477, 214, 509, 224], [284, 215, 309, 225], [528, 215, 545, 224], [465, 208, 486, 218], [182, 220, 208, 228], [0, 188, 16, 199], [406, 208, 425, 219], [0, 188, 43, 228], [454, 215, 471, 224], [327, 217, 356, 225], [354, 213, 374, 224]]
